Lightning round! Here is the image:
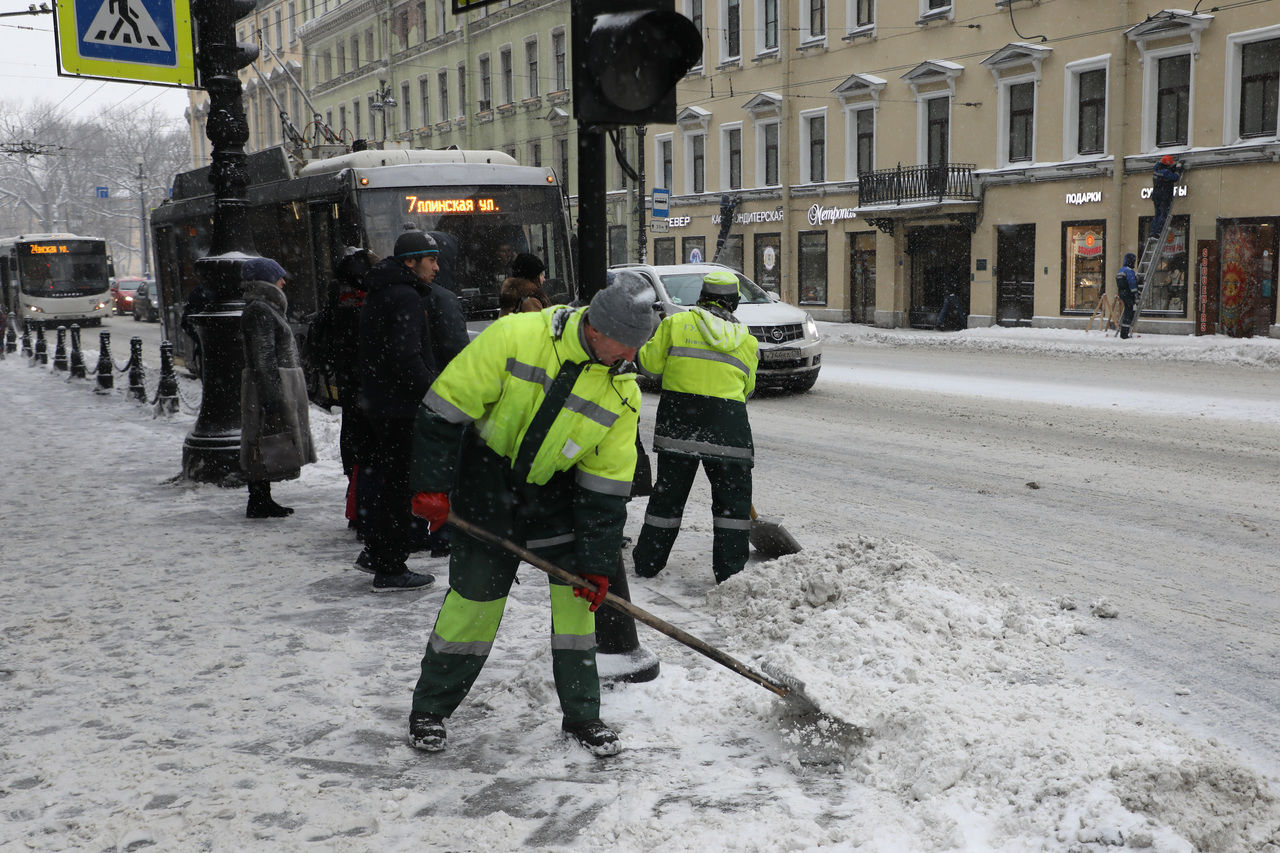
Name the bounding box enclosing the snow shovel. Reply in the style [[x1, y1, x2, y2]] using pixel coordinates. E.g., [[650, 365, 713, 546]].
[[447, 512, 820, 713], [749, 504, 802, 558]]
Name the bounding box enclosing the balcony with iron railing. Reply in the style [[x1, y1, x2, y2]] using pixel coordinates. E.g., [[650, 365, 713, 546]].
[[857, 162, 977, 206]]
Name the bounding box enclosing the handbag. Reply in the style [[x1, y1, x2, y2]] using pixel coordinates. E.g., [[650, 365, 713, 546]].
[[259, 431, 300, 476]]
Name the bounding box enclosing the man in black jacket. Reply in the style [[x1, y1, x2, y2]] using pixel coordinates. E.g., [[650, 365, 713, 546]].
[[355, 231, 440, 592]]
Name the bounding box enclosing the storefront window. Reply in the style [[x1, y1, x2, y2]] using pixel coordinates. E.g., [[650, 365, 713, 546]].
[[754, 232, 781, 292], [653, 237, 676, 266], [682, 235, 706, 264], [798, 231, 828, 304], [1138, 214, 1190, 316], [1061, 221, 1106, 312]]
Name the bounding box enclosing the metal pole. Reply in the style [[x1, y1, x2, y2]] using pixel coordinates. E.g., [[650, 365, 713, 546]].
[[577, 128, 608, 303], [184, 0, 257, 483], [136, 158, 149, 277], [635, 126, 646, 264]]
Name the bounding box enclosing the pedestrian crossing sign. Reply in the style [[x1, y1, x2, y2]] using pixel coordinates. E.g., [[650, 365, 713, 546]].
[[54, 0, 195, 86]]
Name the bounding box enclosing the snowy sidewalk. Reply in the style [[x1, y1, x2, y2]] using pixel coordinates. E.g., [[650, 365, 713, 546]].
[[2, 354, 1278, 852]]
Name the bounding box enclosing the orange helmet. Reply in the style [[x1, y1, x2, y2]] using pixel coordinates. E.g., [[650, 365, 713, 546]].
[[1160, 155, 1175, 166]]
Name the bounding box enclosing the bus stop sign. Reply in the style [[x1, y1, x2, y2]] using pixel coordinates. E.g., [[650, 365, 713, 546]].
[[54, 0, 195, 86]]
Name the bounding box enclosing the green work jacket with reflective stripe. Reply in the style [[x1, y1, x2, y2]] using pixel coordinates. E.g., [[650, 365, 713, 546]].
[[411, 305, 640, 576], [638, 306, 758, 464]]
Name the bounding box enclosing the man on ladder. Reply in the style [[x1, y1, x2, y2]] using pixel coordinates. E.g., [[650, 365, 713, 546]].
[[1125, 156, 1184, 338]]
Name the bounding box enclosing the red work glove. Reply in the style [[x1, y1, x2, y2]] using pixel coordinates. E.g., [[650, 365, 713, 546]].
[[574, 574, 610, 612], [410, 491, 451, 531]]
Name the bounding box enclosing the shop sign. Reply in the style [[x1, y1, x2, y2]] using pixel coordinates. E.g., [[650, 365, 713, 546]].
[[666, 216, 692, 227], [711, 206, 785, 225], [763, 246, 777, 271], [807, 203, 858, 226], [1074, 230, 1104, 257], [1140, 185, 1188, 200], [1065, 191, 1102, 205]]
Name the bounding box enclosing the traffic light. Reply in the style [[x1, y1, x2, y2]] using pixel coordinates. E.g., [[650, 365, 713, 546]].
[[572, 0, 702, 127]]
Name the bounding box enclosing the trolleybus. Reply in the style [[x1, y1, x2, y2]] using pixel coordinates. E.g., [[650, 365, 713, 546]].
[[0, 234, 114, 328], [151, 146, 577, 403]]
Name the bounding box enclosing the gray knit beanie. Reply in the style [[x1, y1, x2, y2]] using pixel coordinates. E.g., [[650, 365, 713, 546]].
[[586, 277, 658, 348]]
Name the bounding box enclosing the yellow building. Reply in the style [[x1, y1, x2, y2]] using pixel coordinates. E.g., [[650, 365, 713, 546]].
[[657, 1, 1280, 338]]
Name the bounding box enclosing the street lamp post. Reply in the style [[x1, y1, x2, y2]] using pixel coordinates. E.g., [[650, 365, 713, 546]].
[[370, 80, 396, 147], [135, 157, 149, 277]]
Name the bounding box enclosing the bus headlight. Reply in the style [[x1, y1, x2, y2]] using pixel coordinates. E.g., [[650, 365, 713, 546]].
[[95, 300, 109, 310], [28, 305, 43, 313]]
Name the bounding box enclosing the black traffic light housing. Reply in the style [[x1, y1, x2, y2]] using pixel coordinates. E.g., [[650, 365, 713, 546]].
[[193, 0, 259, 84], [572, 0, 702, 127]]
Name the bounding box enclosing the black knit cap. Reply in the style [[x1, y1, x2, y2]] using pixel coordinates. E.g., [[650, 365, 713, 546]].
[[394, 230, 439, 259], [510, 252, 546, 280]]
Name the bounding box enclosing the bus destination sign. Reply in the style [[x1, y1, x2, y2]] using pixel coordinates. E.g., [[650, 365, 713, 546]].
[[25, 244, 72, 255], [405, 196, 501, 215]]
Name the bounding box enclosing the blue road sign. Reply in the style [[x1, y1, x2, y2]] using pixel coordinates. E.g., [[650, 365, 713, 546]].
[[651, 187, 670, 219], [95, 186, 109, 199]]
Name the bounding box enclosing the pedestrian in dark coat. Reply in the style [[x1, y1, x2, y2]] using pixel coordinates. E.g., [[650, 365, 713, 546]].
[[239, 257, 316, 518], [354, 230, 440, 592], [1116, 252, 1139, 340]]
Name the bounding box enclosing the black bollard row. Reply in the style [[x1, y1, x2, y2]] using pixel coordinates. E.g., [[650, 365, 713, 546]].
[[52, 326, 68, 371], [3, 320, 14, 355], [153, 341, 180, 416], [68, 324, 86, 379], [34, 325, 48, 365], [95, 331, 114, 393], [128, 337, 147, 403], [21, 321, 33, 359]]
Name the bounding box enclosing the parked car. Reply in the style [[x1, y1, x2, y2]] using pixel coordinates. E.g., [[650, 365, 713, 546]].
[[111, 276, 147, 315], [609, 263, 822, 392], [132, 280, 160, 322]]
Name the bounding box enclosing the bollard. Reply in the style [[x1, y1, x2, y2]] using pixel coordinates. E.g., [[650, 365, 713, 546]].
[[3, 320, 14, 354], [595, 555, 661, 684], [95, 331, 114, 392], [68, 324, 86, 379], [154, 341, 180, 416], [52, 326, 68, 371], [34, 324, 48, 365], [21, 320, 33, 359], [128, 337, 147, 402]]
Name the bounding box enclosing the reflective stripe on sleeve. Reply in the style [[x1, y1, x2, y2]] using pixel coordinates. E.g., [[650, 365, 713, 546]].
[[424, 388, 474, 424], [564, 394, 620, 428], [575, 468, 633, 496], [506, 357, 553, 391], [668, 345, 750, 375], [653, 434, 754, 460]]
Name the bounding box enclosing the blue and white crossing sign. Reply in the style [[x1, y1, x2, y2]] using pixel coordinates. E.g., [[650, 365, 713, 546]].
[[54, 0, 195, 86]]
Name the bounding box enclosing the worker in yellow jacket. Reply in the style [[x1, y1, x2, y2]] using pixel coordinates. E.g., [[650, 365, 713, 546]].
[[405, 276, 658, 758], [633, 269, 759, 584]]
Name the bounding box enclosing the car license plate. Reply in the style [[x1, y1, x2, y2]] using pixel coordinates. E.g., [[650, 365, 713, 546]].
[[760, 347, 799, 361]]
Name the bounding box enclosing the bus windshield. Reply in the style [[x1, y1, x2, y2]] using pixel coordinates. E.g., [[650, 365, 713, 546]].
[[19, 240, 110, 297], [358, 184, 572, 312]]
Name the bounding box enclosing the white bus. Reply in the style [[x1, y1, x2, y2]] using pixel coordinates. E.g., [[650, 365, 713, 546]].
[[151, 146, 577, 402], [0, 234, 114, 328]]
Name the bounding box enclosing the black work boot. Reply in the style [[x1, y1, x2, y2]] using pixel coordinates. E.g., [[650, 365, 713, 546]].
[[246, 482, 293, 518], [408, 711, 446, 751], [562, 718, 622, 757]]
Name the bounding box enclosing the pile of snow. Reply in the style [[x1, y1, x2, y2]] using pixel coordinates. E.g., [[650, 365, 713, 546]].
[[708, 539, 1280, 850], [820, 322, 1280, 369]]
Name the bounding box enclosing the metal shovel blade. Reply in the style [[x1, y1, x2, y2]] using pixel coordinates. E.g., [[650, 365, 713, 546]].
[[749, 505, 803, 559]]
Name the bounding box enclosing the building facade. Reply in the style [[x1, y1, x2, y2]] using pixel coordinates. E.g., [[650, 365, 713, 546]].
[[655, 0, 1280, 338]]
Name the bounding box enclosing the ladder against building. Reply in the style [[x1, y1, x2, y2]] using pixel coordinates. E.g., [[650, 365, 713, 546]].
[[1130, 194, 1180, 333]]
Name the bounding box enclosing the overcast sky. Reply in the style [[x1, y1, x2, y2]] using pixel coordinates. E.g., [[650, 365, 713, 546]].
[[0, 8, 190, 122]]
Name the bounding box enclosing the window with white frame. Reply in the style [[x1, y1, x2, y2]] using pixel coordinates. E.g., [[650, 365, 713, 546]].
[[500, 47, 513, 105], [1155, 53, 1191, 147], [402, 82, 411, 131], [457, 61, 467, 116], [688, 0, 704, 69], [1077, 67, 1106, 154], [438, 71, 450, 121], [478, 55, 491, 111], [287, 2, 295, 42], [557, 137, 570, 187], [419, 78, 430, 126], [801, 0, 825, 42], [435, 0, 446, 35], [525, 38, 539, 98], [853, 0, 873, 28], [722, 0, 740, 62], [529, 141, 542, 167], [552, 30, 567, 91], [800, 109, 826, 183], [920, 0, 950, 21], [686, 132, 706, 194], [1001, 78, 1035, 164], [850, 106, 874, 177], [924, 95, 949, 166], [1225, 27, 1280, 143], [758, 0, 778, 53], [758, 120, 779, 186], [655, 134, 674, 189], [722, 124, 743, 190]]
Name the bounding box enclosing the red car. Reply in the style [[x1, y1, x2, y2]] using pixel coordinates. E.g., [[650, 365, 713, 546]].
[[111, 277, 147, 315]]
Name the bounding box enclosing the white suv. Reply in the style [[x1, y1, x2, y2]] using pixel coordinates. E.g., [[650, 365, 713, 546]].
[[609, 263, 822, 392]]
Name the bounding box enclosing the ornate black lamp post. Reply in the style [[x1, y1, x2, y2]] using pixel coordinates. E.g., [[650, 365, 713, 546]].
[[182, 0, 259, 483]]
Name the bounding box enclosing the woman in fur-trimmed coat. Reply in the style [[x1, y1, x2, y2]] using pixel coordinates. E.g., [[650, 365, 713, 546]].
[[239, 257, 316, 518]]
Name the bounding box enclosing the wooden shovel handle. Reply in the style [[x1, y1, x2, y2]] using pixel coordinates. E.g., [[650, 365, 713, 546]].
[[447, 513, 791, 699]]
